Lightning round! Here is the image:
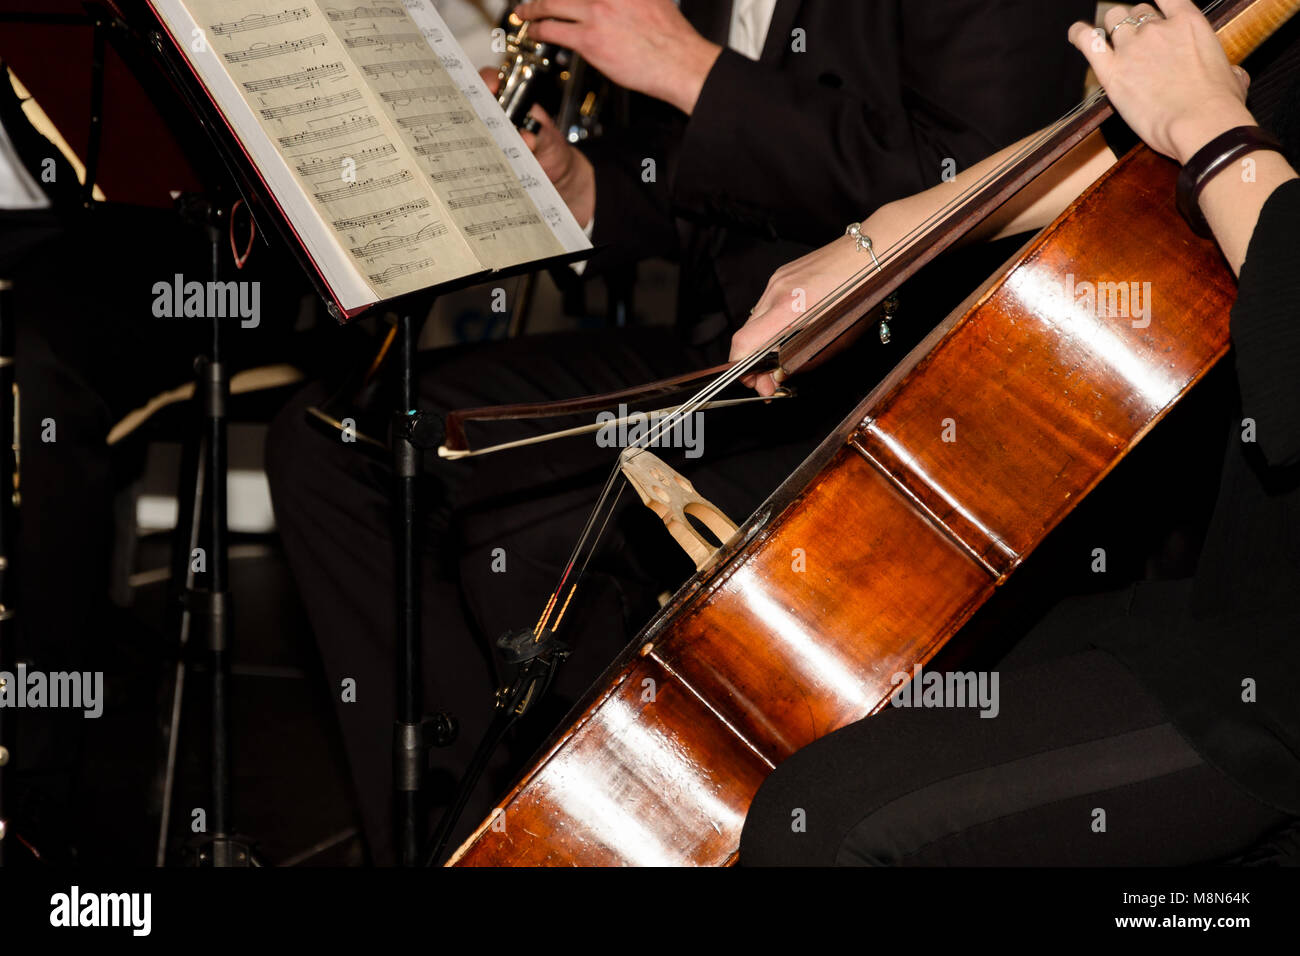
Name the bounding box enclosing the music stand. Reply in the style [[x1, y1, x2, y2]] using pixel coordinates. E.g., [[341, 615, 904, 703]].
[[134, 3, 591, 865]]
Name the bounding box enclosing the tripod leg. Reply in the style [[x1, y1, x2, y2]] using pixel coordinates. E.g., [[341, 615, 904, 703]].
[[155, 428, 206, 865]]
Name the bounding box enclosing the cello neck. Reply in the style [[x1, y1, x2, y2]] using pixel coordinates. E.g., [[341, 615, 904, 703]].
[[1219, 0, 1300, 64]]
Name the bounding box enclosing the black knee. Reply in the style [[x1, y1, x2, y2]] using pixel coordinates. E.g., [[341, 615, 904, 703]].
[[739, 751, 843, 867]]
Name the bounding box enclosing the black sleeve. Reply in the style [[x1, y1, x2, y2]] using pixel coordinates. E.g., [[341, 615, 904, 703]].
[[1228, 176, 1300, 468], [668, 0, 1095, 247], [577, 100, 685, 275]]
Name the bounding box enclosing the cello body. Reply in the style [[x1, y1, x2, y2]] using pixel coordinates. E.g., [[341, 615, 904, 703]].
[[448, 143, 1238, 866]]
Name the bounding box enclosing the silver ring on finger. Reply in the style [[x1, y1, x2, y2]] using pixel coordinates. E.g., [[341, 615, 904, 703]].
[[1107, 15, 1138, 37]]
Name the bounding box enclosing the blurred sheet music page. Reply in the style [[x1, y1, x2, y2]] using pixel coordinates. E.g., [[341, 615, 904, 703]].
[[149, 0, 590, 315]]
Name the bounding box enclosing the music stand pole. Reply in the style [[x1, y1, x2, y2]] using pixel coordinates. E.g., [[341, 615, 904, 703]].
[[168, 194, 254, 866], [391, 300, 456, 867]]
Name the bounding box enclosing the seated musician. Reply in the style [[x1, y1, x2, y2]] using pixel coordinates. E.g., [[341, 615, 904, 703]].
[[738, 0, 1300, 865], [265, 0, 1095, 864]]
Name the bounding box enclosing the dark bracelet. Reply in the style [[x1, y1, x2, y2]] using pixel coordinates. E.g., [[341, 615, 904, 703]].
[[1176, 125, 1284, 237]]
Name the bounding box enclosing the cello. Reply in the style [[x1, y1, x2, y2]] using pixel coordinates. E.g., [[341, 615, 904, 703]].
[[447, 0, 1300, 866]]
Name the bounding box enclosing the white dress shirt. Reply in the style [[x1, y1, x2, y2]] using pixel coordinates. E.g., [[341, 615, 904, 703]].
[[728, 0, 779, 61]]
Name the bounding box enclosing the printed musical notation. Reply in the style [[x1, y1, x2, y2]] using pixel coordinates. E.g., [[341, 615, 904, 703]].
[[259, 88, 361, 120], [277, 114, 377, 149], [397, 110, 474, 129], [446, 185, 525, 211], [294, 142, 396, 177], [368, 257, 435, 284], [242, 61, 345, 93], [349, 222, 449, 258], [210, 7, 311, 36], [323, 5, 406, 21], [425, 164, 507, 184], [224, 33, 328, 63], [463, 213, 542, 238], [166, 0, 584, 303], [412, 137, 490, 157], [313, 169, 413, 203], [332, 199, 431, 231], [378, 84, 459, 106], [361, 59, 438, 78], [342, 33, 425, 49]]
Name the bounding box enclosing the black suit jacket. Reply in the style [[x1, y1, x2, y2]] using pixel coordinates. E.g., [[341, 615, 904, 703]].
[[580, 0, 1096, 340]]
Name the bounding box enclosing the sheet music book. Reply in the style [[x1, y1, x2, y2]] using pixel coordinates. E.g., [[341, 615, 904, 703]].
[[148, 0, 591, 317]]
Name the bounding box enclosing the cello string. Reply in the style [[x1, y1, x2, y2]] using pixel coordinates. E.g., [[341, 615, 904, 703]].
[[537, 0, 1239, 632]]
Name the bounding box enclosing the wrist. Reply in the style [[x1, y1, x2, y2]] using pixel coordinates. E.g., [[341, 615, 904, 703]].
[[1168, 101, 1257, 165], [555, 148, 596, 230], [662, 37, 723, 114]]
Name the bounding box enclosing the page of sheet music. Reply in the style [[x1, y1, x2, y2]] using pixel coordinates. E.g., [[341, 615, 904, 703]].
[[397, 0, 591, 262], [170, 0, 485, 301], [320, 2, 572, 271]]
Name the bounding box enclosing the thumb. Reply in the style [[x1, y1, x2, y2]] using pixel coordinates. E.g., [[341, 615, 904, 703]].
[[1232, 65, 1251, 97]]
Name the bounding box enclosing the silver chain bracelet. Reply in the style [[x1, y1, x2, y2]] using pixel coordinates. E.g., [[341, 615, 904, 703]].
[[846, 222, 900, 344]]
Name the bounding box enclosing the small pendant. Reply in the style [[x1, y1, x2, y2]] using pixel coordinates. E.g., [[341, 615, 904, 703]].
[[879, 293, 900, 344]]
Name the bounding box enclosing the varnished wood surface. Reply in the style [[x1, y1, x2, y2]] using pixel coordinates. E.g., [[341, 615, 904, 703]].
[[449, 145, 1238, 866]]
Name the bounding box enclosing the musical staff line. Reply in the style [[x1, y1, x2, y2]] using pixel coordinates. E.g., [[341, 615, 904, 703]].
[[349, 222, 449, 258], [324, 5, 407, 21], [368, 257, 434, 284], [314, 169, 414, 203], [447, 185, 525, 211], [295, 141, 397, 176], [278, 114, 378, 149], [224, 33, 327, 64], [260, 89, 362, 120], [362, 59, 438, 77], [412, 137, 490, 156], [397, 110, 474, 129], [343, 33, 425, 49], [332, 199, 431, 230], [425, 164, 508, 183], [464, 213, 541, 237], [242, 62, 346, 92], [210, 7, 310, 36], [377, 85, 459, 105]]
